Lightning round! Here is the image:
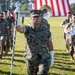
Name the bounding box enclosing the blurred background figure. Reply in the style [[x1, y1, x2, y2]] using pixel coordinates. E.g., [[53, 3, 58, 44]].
[[60, 12, 72, 51]]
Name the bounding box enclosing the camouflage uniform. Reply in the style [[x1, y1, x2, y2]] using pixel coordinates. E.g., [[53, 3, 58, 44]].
[[62, 18, 70, 39], [41, 19, 50, 29], [24, 24, 51, 75], [0, 19, 9, 58], [6, 16, 15, 50], [66, 22, 75, 55]]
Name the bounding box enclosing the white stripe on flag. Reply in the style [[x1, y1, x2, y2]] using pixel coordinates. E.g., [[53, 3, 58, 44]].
[[53, 0, 59, 16], [42, 0, 46, 5], [58, 0, 65, 16], [37, 0, 40, 9], [47, 0, 51, 7], [64, 0, 69, 13]]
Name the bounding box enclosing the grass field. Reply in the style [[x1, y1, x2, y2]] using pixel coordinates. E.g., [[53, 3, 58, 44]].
[[0, 17, 75, 75]]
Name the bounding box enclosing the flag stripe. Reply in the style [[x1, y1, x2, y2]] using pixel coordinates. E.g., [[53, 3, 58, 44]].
[[50, 0, 55, 16], [67, 0, 72, 13], [53, 0, 59, 16], [34, 0, 71, 16], [62, 0, 66, 16], [47, 0, 51, 7], [56, 0, 61, 16], [58, 0, 64, 16], [34, 0, 37, 9], [64, 0, 69, 15], [37, 0, 41, 9], [40, 0, 43, 7], [45, 0, 48, 5]]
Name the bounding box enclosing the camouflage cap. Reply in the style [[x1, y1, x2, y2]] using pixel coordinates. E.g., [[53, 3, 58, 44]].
[[30, 10, 43, 17]]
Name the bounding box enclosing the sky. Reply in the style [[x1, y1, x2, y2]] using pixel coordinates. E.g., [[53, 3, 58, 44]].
[[69, 0, 75, 4]]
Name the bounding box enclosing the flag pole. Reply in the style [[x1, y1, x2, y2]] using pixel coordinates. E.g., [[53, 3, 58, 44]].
[[10, 1, 21, 75]]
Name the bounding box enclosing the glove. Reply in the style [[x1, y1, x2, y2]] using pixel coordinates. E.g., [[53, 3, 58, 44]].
[[49, 51, 54, 66]]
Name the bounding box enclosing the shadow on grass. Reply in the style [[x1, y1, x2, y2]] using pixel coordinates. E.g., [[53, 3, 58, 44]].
[[14, 50, 24, 53], [7, 53, 24, 57], [0, 62, 11, 65], [0, 70, 18, 75], [48, 72, 60, 75], [2, 57, 25, 64], [53, 66, 75, 72], [2, 52, 25, 64], [14, 58, 25, 63], [53, 49, 75, 73], [54, 49, 70, 59]]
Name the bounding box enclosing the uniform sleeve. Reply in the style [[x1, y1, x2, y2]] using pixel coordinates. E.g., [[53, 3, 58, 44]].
[[62, 20, 66, 25], [48, 30, 52, 40], [6, 20, 9, 29], [23, 26, 30, 34]]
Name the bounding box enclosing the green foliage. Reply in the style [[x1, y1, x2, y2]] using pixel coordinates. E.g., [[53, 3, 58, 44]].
[[0, 17, 75, 75], [70, 3, 75, 14], [20, 3, 28, 11]]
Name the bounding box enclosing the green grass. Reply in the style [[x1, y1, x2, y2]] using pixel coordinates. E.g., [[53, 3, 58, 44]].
[[0, 17, 75, 75]]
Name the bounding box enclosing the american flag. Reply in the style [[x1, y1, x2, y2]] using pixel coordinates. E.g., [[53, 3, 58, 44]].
[[34, 0, 72, 16]]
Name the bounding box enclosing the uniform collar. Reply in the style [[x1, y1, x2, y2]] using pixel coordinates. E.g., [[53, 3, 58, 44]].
[[29, 23, 43, 31]]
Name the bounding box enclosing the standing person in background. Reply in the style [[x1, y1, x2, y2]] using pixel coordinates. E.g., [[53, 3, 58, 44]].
[[3, 10, 15, 51], [60, 12, 72, 51], [64, 14, 75, 60], [7, 10, 15, 50], [0, 13, 10, 58], [16, 10, 54, 75], [60, 12, 72, 39]]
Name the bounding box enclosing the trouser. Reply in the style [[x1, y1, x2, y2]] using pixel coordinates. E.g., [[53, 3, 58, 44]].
[[25, 53, 50, 75], [64, 33, 66, 40], [0, 36, 7, 57]]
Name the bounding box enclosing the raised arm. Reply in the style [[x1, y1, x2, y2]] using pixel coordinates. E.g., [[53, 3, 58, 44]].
[[16, 25, 24, 33]]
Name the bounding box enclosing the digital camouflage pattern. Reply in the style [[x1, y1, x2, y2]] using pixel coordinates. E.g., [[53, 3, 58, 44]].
[[41, 19, 50, 29], [0, 19, 9, 58], [0, 19, 9, 36], [24, 23, 51, 75], [62, 19, 70, 26]]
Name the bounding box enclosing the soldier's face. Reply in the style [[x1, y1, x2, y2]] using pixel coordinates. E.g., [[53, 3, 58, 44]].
[[31, 16, 42, 25]]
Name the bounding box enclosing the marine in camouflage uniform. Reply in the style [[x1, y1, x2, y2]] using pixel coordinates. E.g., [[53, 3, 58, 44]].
[[3, 10, 15, 51], [61, 12, 71, 39], [24, 24, 51, 75], [7, 10, 15, 50], [65, 14, 75, 59], [16, 10, 53, 75], [0, 13, 9, 58]]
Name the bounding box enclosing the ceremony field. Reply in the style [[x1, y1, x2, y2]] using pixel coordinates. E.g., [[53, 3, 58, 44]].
[[0, 17, 75, 75]]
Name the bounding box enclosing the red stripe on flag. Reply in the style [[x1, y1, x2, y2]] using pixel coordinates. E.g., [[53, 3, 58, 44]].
[[40, 0, 43, 6], [34, 0, 71, 16], [50, 0, 55, 16], [62, 0, 66, 16], [56, 0, 61, 16], [45, 0, 48, 5], [34, 0, 37, 9], [67, 0, 72, 13]]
